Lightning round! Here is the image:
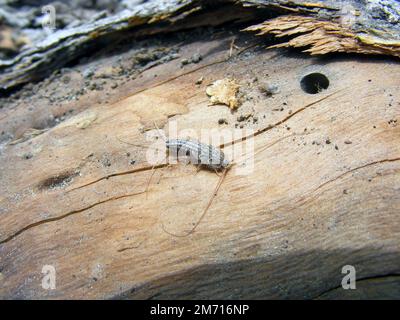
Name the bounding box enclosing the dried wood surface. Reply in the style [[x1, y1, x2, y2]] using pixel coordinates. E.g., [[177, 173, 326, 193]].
[[0, 29, 399, 299]]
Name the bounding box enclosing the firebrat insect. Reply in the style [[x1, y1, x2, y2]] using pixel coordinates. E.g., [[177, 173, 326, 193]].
[[165, 139, 230, 170]]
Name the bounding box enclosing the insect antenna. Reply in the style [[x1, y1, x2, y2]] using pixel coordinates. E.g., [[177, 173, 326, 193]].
[[153, 121, 168, 142]]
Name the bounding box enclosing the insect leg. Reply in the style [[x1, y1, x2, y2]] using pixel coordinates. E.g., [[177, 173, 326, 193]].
[[153, 120, 168, 142], [116, 136, 162, 151], [162, 167, 230, 237], [144, 151, 170, 198], [213, 168, 222, 177]]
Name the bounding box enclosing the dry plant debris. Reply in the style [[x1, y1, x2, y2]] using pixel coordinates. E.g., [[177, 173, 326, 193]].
[[206, 78, 241, 110]]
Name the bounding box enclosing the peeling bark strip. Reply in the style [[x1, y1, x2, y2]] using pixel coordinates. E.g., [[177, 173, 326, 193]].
[[245, 15, 400, 57], [1, 0, 400, 90]]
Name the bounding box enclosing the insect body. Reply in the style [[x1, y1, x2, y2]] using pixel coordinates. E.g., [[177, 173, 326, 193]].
[[165, 139, 230, 170]]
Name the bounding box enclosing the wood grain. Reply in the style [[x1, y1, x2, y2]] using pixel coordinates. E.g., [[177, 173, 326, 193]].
[[0, 32, 399, 299]]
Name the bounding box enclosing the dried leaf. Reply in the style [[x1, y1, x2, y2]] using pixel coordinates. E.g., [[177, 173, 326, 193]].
[[206, 78, 240, 110]]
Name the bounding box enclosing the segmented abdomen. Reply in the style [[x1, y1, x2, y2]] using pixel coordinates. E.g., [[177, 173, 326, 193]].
[[166, 139, 226, 169]]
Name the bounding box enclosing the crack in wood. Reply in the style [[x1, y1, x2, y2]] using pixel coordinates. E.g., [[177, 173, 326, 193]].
[[67, 163, 167, 193], [219, 88, 345, 149], [0, 190, 147, 245], [270, 157, 400, 214], [253, 157, 400, 222], [312, 158, 400, 194]]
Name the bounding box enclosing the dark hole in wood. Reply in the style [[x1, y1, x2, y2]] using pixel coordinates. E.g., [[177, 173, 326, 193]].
[[300, 73, 330, 94]]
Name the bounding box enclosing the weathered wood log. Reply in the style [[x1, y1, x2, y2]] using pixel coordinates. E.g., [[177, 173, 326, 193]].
[[0, 26, 399, 298]]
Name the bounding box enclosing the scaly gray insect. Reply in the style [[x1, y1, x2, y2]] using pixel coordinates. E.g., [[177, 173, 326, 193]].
[[165, 138, 231, 170]]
